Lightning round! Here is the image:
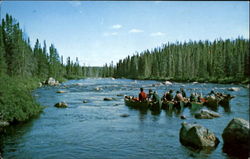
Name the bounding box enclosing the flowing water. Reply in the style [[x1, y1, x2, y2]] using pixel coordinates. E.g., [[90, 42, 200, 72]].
[[1, 78, 249, 159]]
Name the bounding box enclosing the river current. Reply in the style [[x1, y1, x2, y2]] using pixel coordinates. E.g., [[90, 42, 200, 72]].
[[1, 78, 249, 159]]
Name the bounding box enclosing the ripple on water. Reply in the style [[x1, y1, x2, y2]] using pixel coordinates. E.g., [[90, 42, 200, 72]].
[[2, 78, 249, 159]]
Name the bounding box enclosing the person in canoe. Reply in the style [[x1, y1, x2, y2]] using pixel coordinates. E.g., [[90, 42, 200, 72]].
[[174, 91, 184, 109], [139, 87, 147, 102], [150, 91, 162, 110], [174, 91, 184, 102], [189, 93, 197, 102], [180, 88, 186, 98], [148, 89, 153, 101], [163, 89, 174, 101]]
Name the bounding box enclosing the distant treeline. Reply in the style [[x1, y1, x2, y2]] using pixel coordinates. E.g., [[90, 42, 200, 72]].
[[106, 38, 249, 83], [0, 14, 105, 81]]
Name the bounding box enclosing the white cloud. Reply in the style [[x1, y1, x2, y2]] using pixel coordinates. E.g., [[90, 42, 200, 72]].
[[103, 32, 118, 36], [112, 24, 122, 29], [129, 29, 144, 33], [150, 32, 165, 37], [69, 1, 81, 7]]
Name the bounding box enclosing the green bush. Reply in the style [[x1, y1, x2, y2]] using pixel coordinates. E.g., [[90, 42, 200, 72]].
[[0, 76, 43, 123]]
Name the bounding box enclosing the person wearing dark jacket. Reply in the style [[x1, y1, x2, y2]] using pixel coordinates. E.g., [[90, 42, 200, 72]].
[[164, 89, 174, 101], [180, 88, 186, 98]]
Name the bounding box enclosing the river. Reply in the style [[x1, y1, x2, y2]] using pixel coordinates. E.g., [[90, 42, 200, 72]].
[[1, 78, 249, 159]]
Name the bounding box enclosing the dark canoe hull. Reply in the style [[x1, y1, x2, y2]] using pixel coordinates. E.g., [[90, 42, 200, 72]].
[[162, 101, 174, 110], [149, 101, 162, 111], [162, 101, 184, 110], [124, 98, 149, 109], [204, 97, 219, 108], [174, 101, 185, 110], [218, 96, 234, 107]]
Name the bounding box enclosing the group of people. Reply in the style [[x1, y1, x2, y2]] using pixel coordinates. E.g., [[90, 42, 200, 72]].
[[138, 88, 161, 104], [137, 87, 203, 103]]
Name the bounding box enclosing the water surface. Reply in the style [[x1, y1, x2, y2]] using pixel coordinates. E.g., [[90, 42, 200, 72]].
[[1, 78, 249, 159]]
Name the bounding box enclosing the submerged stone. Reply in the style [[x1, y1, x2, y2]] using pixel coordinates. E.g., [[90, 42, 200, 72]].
[[194, 109, 220, 119], [83, 100, 88, 103], [103, 97, 115, 101], [56, 90, 66, 93], [120, 114, 129, 117], [54, 102, 68, 108], [180, 115, 186, 119]]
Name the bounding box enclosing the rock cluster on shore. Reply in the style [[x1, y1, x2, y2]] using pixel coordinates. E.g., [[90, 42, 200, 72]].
[[41, 77, 60, 86]]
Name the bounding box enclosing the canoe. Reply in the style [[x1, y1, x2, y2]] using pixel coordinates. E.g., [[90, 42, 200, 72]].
[[124, 97, 149, 109], [162, 101, 184, 110], [188, 102, 204, 113], [174, 101, 185, 110], [149, 101, 162, 111], [204, 96, 219, 108], [218, 95, 235, 107], [162, 101, 174, 110]]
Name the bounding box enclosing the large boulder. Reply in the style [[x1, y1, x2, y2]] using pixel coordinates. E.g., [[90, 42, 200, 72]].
[[194, 109, 220, 119], [54, 102, 68, 108], [227, 87, 240, 91], [222, 118, 249, 156], [179, 122, 220, 149], [162, 81, 172, 85], [46, 77, 59, 86]]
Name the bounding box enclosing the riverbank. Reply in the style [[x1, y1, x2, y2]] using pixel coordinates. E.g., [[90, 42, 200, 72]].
[[0, 76, 46, 133], [0, 75, 86, 133]]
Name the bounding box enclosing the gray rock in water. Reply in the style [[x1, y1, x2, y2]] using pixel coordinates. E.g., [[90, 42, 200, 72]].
[[56, 90, 66, 93], [117, 94, 124, 97], [103, 97, 115, 101], [194, 109, 220, 119], [54, 102, 68, 108], [227, 87, 240, 91], [180, 115, 186, 119], [222, 118, 249, 156], [120, 114, 129, 117], [179, 122, 220, 149], [94, 87, 102, 91], [83, 100, 88, 103]]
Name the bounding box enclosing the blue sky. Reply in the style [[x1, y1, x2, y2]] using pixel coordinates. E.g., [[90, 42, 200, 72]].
[[1, 1, 249, 66]]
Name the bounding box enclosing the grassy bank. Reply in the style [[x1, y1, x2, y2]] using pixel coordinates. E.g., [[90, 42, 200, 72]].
[[0, 76, 43, 127]]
